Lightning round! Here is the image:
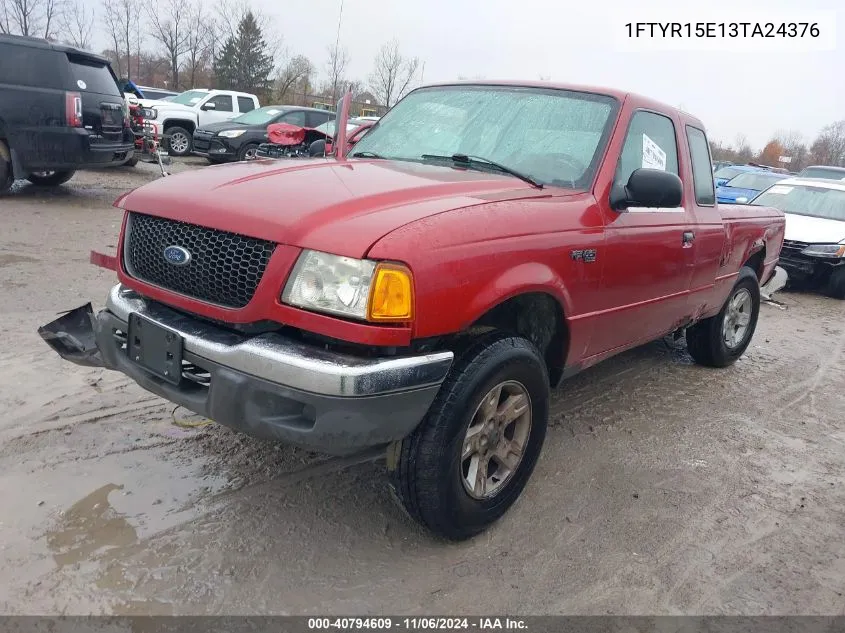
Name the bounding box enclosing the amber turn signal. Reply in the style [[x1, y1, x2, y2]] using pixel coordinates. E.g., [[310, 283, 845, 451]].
[[367, 263, 414, 322]]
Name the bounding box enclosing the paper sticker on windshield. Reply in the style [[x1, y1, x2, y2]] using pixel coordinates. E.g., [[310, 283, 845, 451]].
[[768, 185, 793, 195], [642, 134, 666, 171], [76, 79, 87, 90], [266, 109, 280, 115]]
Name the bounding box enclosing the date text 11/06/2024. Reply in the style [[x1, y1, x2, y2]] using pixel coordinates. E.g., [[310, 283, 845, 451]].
[[625, 22, 820, 38], [307, 617, 528, 630]]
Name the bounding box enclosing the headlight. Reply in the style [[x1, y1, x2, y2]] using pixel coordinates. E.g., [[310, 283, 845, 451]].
[[281, 250, 413, 322], [801, 243, 845, 258], [142, 108, 157, 119], [218, 129, 246, 138]]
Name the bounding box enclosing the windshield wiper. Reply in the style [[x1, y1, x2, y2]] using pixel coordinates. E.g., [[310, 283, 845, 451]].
[[350, 151, 383, 158], [421, 153, 543, 189]]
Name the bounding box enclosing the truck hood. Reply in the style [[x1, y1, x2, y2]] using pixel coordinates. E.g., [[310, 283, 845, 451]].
[[116, 158, 554, 257], [784, 212, 845, 244], [139, 99, 195, 114]]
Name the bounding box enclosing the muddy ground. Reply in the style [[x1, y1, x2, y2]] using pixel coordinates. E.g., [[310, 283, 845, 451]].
[[1, 160, 844, 616]]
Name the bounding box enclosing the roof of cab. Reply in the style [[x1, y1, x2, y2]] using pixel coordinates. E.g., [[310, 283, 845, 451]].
[[0, 33, 109, 64], [417, 79, 708, 129]]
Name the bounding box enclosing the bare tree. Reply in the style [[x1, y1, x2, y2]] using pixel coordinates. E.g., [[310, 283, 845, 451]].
[[808, 121, 845, 167], [182, 2, 212, 89], [58, 0, 94, 48], [775, 129, 808, 170], [102, 0, 139, 80], [733, 133, 754, 163], [276, 54, 314, 103], [368, 39, 419, 109], [147, 0, 190, 89], [325, 43, 349, 105], [0, 0, 62, 38]]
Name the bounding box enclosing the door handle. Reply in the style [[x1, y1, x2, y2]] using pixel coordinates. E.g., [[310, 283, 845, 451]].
[[682, 231, 695, 246]]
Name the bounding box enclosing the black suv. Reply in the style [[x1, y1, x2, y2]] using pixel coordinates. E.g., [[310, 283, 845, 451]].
[[0, 34, 135, 193]]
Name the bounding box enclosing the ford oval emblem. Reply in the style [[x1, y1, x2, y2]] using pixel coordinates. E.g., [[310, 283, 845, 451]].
[[163, 245, 191, 266]]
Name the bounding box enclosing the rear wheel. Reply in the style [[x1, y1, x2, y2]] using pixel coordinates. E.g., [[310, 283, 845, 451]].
[[125, 155, 139, 167], [0, 140, 12, 194], [686, 266, 760, 367], [25, 170, 75, 187], [166, 126, 192, 156], [388, 333, 549, 541], [237, 143, 259, 161]]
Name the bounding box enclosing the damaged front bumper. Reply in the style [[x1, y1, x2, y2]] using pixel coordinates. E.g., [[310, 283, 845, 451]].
[[38, 284, 454, 455]]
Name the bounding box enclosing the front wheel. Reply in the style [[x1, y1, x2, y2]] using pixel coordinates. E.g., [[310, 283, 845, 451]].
[[165, 127, 192, 156], [827, 268, 845, 300], [388, 333, 550, 541], [0, 140, 12, 193], [686, 266, 760, 367], [25, 170, 75, 186], [237, 143, 259, 161]]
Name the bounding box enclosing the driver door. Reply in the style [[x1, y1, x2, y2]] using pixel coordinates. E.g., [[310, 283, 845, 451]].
[[586, 109, 696, 357]]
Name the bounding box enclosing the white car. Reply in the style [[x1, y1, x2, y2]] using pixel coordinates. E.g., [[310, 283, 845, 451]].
[[750, 177, 845, 298], [135, 89, 260, 157]]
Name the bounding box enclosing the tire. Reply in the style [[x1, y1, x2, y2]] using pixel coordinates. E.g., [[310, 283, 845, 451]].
[[388, 332, 550, 541], [237, 143, 259, 161], [125, 155, 139, 167], [25, 170, 75, 187], [826, 268, 845, 300], [686, 266, 760, 367], [0, 140, 12, 194], [165, 126, 192, 156]]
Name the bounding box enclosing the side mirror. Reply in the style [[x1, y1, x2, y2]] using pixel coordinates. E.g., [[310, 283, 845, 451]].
[[610, 168, 683, 211], [201, 102, 216, 111]]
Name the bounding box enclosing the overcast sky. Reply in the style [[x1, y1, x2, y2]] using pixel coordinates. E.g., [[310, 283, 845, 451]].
[[101, 0, 844, 149]]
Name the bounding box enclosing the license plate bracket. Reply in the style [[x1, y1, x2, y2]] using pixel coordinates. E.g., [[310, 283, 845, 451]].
[[126, 313, 183, 385]]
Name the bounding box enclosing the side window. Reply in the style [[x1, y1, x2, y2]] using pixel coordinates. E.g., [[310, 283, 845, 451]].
[[307, 111, 331, 128], [686, 126, 716, 205], [237, 96, 255, 113], [206, 95, 233, 111], [614, 110, 680, 187], [0, 44, 65, 89], [280, 111, 307, 127]]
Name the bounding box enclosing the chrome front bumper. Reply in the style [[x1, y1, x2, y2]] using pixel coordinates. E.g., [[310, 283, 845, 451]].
[[105, 284, 453, 397], [39, 284, 455, 454]]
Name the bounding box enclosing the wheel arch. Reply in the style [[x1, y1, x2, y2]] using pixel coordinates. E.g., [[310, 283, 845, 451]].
[[463, 264, 570, 386]]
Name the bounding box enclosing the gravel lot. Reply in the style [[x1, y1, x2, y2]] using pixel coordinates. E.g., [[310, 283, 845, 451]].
[[1, 160, 844, 616]]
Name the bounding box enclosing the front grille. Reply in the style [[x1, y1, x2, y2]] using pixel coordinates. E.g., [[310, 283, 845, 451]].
[[783, 239, 810, 252], [192, 132, 212, 152], [123, 212, 276, 309]]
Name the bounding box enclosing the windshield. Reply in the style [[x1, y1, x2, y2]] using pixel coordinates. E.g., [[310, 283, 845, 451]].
[[350, 85, 619, 189], [723, 171, 785, 190], [68, 57, 121, 96], [714, 166, 745, 180], [752, 184, 845, 221], [168, 90, 208, 106], [233, 106, 287, 125], [799, 167, 845, 180]]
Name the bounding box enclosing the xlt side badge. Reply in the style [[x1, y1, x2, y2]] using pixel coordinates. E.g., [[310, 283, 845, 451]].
[[571, 249, 597, 263]]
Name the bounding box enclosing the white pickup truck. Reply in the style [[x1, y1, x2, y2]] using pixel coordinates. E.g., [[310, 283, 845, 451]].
[[133, 89, 260, 156]]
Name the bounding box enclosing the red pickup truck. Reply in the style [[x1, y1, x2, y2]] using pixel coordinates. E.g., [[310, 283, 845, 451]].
[[40, 81, 785, 540]]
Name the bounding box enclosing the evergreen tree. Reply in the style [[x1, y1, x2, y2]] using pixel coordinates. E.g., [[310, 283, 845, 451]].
[[212, 11, 274, 97]]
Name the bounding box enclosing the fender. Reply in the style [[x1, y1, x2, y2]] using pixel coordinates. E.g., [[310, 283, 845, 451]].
[[458, 261, 572, 332]]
